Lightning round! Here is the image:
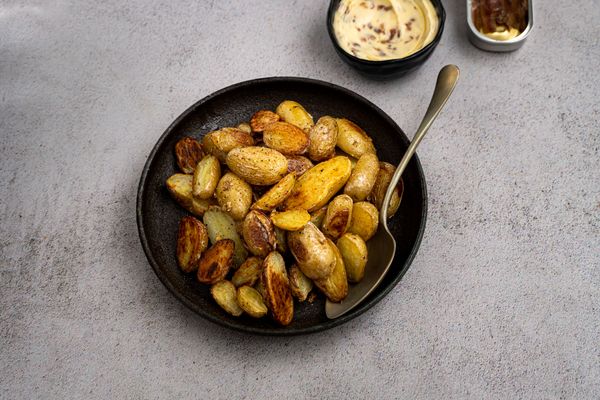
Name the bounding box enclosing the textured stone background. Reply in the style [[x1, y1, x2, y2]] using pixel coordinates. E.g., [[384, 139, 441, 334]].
[[1, 0, 599, 398]]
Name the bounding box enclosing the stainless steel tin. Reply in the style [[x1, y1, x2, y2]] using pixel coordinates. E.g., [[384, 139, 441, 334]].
[[467, 0, 533, 52]]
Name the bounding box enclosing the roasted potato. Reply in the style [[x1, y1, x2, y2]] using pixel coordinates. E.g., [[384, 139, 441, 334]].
[[175, 137, 203, 174], [336, 118, 376, 158], [263, 121, 309, 156], [287, 222, 336, 280], [288, 264, 313, 302], [226, 146, 288, 186], [211, 280, 243, 316], [309, 206, 328, 228], [236, 122, 252, 134], [274, 226, 287, 253], [203, 207, 248, 268], [252, 173, 296, 212], [307, 116, 338, 161], [202, 127, 254, 163], [286, 155, 314, 176], [176, 216, 209, 273], [250, 110, 280, 133], [321, 194, 353, 240], [166, 173, 213, 216], [343, 153, 379, 201], [231, 257, 263, 287], [314, 239, 348, 302], [369, 162, 404, 218], [337, 233, 368, 283], [282, 156, 352, 212], [275, 100, 314, 132], [192, 155, 221, 199], [197, 239, 234, 284], [237, 286, 268, 318], [270, 209, 311, 231], [261, 251, 293, 325], [348, 201, 379, 241], [216, 172, 252, 220], [242, 210, 276, 257]]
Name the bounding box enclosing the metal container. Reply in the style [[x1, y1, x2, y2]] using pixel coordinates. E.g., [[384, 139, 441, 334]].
[[467, 0, 533, 52]]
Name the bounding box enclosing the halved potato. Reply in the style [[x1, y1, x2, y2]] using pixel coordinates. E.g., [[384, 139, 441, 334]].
[[216, 172, 252, 220], [286, 155, 314, 176], [288, 264, 313, 302], [263, 121, 309, 155], [321, 194, 353, 240], [369, 162, 404, 218], [307, 116, 338, 162], [275, 100, 314, 132], [250, 110, 280, 133], [314, 239, 348, 302], [197, 239, 234, 284], [166, 174, 214, 216], [202, 127, 254, 163], [226, 146, 288, 186], [236, 122, 252, 134], [261, 251, 293, 326], [175, 137, 203, 174], [287, 222, 336, 280], [343, 153, 379, 201], [232, 256, 263, 287], [237, 286, 268, 318], [192, 155, 221, 200], [336, 118, 376, 158], [242, 210, 276, 257], [211, 280, 243, 316], [337, 233, 368, 283], [203, 207, 248, 268], [347, 201, 379, 241], [252, 173, 296, 212], [176, 216, 209, 273], [270, 209, 311, 231]]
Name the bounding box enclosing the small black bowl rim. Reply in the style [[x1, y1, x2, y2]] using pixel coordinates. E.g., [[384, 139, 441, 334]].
[[326, 0, 446, 66], [136, 77, 428, 336]]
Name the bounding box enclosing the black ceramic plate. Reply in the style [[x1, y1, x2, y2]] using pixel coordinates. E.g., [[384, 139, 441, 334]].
[[137, 77, 427, 335]]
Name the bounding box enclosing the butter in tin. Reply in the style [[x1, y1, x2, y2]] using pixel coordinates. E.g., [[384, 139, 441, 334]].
[[467, 0, 533, 52]]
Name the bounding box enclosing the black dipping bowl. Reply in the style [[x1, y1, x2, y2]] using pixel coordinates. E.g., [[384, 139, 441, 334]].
[[137, 77, 427, 335], [327, 0, 446, 79]]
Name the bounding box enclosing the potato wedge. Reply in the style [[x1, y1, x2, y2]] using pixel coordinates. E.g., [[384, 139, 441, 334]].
[[226, 146, 288, 186], [216, 172, 252, 220], [232, 257, 263, 287], [176, 216, 209, 273], [237, 286, 268, 318], [275, 100, 314, 132], [197, 239, 234, 284], [344, 153, 379, 201], [250, 110, 280, 133], [307, 116, 338, 161], [288, 264, 313, 302], [369, 162, 404, 218], [282, 156, 352, 212], [309, 206, 328, 228], [348, 201, 379, 241], [321, 194, 353, 240], [314, 239, 348, 302], [261, 251, 293, 326], [287, 222, 335, 280], [203, 208, 248, 268], [337, 233, 367, 283], [274, 226, 287, 253], [166, 173, 214, 216], [263, 121, 309, 155], [336, 118, 376, 158], [192, 155, 221, 200], [175, 137, 203, 174], [286, 155, 314, 176], [270, 209, 311, 231], [211, 280, 243, 316], [236, 122, 252, 134], [202, 127, 254, 163], [252, 173, 296, 212], [242, 210, 276, 257]]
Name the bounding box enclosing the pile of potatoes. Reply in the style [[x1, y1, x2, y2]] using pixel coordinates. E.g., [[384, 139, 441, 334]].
[[166, 100, 403, 325]]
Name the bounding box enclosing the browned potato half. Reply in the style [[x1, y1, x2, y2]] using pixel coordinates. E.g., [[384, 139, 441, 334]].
[[166, 174, 214, 216], [203, 208, 248, 268], [307, 116, 338, 161], [252, 173, 296, 212], [211, 280, 243, 316], [314, 240, 348, 302], [337, 233, 368, 283], [348, 201, 379, 241], [216, 172, 252, 220], [343, 153, 379, 201], [197, 239, 234, 284], [321, 194, 353, 240], [282, 156, 352, 212], [192, 155, 221, 200], [288, 264, 313, 302], [275, 100, 314, 132], [176, 216, 208, 273], [175, 137, 203, 174], [369, 162, 403, 218], [261, 251, 293, 326], [202, 127, 254, 163], [336, 118, 376, 158], [226, 146, 288, 186], [274, 226, 287, 253], [237, 286, 268, 318], [270, 209, 311, 231], [242, 210, 276, 257], [309, 206, 328, 228], [263, 121, 309, 155], [236, 122, 252, 134], [287, 222, 336, 280], [250, 110, 280, 133], [232, 257, 263, 287], [286, 155, 314, 176]]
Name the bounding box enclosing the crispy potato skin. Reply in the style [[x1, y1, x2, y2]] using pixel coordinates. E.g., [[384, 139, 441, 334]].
[[307, 116, 338, 162], [337, 233, 368, 283], [176, 216, 209, 273], [261, 251, 293, 326], [250, 110, 280, 133], [286, 155, 314, 176], [192, 155, 221, 199], [263, 121, 310, 155], [314, 240, 349, 302], [252, 173, 296, 212], [175, 137, 203, 174], [321, 194, 353, 240], [211, 280, 243, 316], [237, 286, 268, 318], [369, 162, 403, 218], [348, 201, 379, 241], [275, 100, 314, 132], [335, 118, 376, 158], [242, 210, 276, 257], [287, 222, 335, 280], [197, 239, 235, 284], [343, 153, 379, 201], [226, 146, 288, 186], [203, 208, 248, 268], [288, 264, 313, 302], [202, 127, 254, 162], [216, 172, 253, 220], [232, 257, 263, 287], [270, 209, 311, 231]]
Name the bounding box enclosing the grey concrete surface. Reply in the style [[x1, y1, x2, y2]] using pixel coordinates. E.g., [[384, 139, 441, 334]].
[[1, 0, 599, 398]]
